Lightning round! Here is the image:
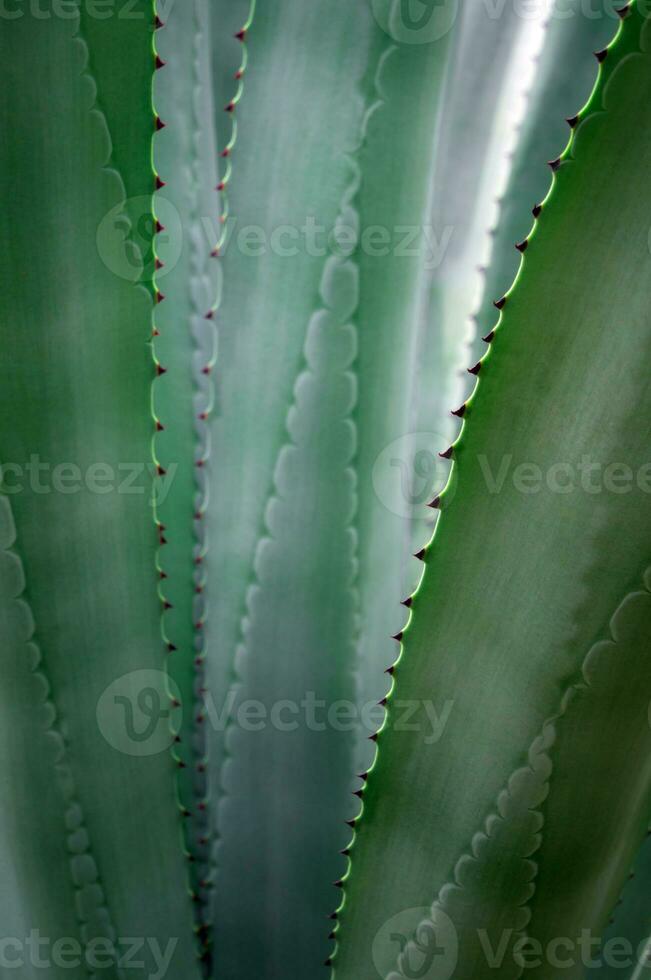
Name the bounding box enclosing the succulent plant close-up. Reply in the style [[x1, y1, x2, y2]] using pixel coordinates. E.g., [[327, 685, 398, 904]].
[[0, 1, 650, 979]]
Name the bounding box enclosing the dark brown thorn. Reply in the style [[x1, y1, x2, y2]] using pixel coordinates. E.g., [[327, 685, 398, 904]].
[[328, 931, 336, 940], [324, 959, 332, 967], [221, 147, 230, 158], [155, 55, 166, 70], [167, 643, 177, 652], [155, 220, 165, 234], [358, 772, 368, 782], [493, 296, 506, 309], [345, 819, 355, 827], [155, 257, 164, 270], [616, 3, 630, 16], [369, 732, 378, 742], [378, 697, 388, 707], [155, 116, 165, 131], [428, 496, 440, 509], [159, 570, 167, 580], [532, 204, 542, 218], [414, 547, 426, 561], [155, 175, 166, 189], [155, 291, 165, 304], [157, 465, 166, 477], [156, 364, 167, 376], [163, 600, 172, 610], [333, 880, 343, 888], [392, 632, 403, 642], [482, 330, 495, 344], [156, 420, 164, 431], [385, 664, 395, 675], [235, 28, 246, 40], [515, 239, 528, 253], [225, 101, 235, 113], [401, 597, 412, 608], [154, 15, 164, 28], [353, 789, 363, 798], [566, 115, 578, 129], [328, 913, 338, 920], [439, 446, 454, 460], [451, 404, 466, 418], [594, 48, 607, 62], [548, 157, 561, 172], [217, 181, 225, 192], [468, 361, 482, 376]]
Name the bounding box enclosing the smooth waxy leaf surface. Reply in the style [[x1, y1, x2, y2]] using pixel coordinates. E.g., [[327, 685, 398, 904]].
[[334, 8, 651, 978], [0, 8, 199, 975]]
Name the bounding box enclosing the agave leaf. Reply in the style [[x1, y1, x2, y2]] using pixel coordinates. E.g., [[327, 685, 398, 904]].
[[384, 569, 651, 980], [412, 0, 546, 459], [79, 0, 154, 259], [205, 0, 372, 961], [205, 0, 371, 765], [352, 4, 456, 758], [0, 9, 198, 974], [524, 570, 651, 979], [206, 4, 373, 974], [354, 0, 542, 759], [333, 7, 651, 977], [389, 722, 554, 980], [213, 239, 360, 978], [472, 0, 617, 361], [153, 0, 221, 935], [588, 827, 651, 978], [0, 495, 88, 980]]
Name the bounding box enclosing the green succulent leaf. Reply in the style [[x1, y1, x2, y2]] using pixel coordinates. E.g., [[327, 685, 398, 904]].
[[333, 6, 651, 978], [153, 0, 221, 934], [0, 8, 199, 975], [588, 825, 651, 978], [205, 0, 372, 784], [213, 239, 360, 978], [354, 0, 541, 761], [526, 570, 651, 979], [0, 495, 89, 980], [205, 4, 372, 974], [472, 0, 617, 361]]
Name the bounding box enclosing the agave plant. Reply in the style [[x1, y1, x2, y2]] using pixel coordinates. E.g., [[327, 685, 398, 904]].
[[0, 0, 649, 979]]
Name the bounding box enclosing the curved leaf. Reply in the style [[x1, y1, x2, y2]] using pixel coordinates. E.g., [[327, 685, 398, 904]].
[[0, 8, 199, 975], [333, 7, 651, 977]]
